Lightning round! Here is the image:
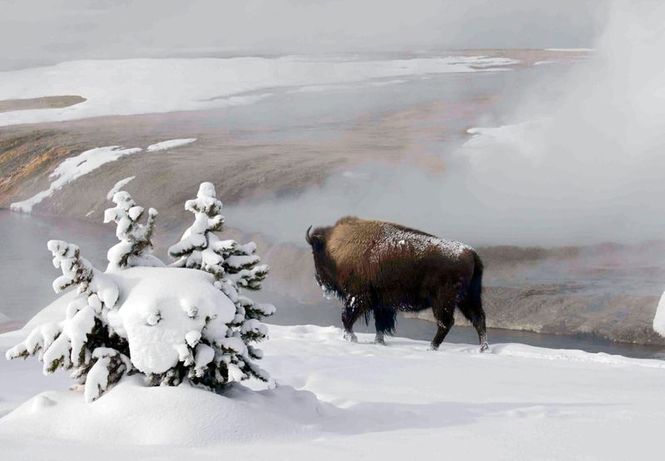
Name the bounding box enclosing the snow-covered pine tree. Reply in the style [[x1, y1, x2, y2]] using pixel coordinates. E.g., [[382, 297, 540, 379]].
[[168, 182, 275, 386], [104, 189, 164, 271], [5, 240, 131, 402]]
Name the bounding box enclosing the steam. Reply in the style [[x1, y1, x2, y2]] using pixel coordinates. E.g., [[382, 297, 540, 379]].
[[1, 0, 604, 70], [227, 1, 665, 247]]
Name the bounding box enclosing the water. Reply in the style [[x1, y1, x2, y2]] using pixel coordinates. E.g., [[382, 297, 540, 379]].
[[1, 209, 664, 360]]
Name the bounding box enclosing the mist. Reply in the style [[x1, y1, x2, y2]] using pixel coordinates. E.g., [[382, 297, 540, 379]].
[[0, 0, 607, 70], [226, 1, 665, 247]]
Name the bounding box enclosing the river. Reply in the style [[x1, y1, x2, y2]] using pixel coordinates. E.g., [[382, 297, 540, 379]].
[[2, 209, 664, 359]]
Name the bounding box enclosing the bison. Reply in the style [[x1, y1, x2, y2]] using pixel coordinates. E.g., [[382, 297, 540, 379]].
[[306, 216, 488, 351]]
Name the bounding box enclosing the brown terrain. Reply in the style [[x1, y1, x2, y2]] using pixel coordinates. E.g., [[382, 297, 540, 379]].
[[0, 95, 86, 113]]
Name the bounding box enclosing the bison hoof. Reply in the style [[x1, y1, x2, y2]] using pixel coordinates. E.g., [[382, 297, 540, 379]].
[[374, 335, 386, 345], [343, 331, 358, 343], [428, 344, 439, 351], [480, 342, 489, 353]]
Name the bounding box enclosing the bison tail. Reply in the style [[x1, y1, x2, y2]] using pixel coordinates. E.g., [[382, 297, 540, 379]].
[[468, 251, 484, 307], [458, 251, 484, 321], [460, 251, 488, 349]]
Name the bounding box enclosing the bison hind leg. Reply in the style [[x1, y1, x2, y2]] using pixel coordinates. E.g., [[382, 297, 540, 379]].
[[458, 296, 488, 352], [373, 307, 396, 344]]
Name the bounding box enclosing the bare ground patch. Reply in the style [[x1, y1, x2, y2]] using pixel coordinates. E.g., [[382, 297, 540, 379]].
[[0, 95, 86, 113]]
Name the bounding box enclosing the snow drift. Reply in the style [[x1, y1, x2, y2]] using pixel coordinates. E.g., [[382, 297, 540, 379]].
[[0, 377, 330, 445]]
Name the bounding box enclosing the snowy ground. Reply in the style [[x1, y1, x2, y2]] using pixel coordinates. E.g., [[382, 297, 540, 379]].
[[1, 323, 664, 460], [0, 55, 517, 127]]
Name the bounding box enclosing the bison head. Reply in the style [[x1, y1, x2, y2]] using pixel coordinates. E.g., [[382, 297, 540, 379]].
[[305, 225, 325, 251], [306, 225, 340, 297]]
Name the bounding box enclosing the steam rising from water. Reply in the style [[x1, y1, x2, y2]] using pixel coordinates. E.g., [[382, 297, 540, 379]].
[[228, 2, 665, 247]]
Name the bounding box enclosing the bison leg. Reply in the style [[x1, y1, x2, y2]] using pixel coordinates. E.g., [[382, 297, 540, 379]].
[[430, 310, 455, 351], [341, 296, 367, 343], [429, 286, 457, 350], [373, 307, 396, 345], [471, 312, 489, 352], [459, 295, 489, 352]]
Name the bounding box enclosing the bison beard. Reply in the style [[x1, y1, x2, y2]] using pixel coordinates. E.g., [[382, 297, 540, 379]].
[[306, 216, 489, 352]]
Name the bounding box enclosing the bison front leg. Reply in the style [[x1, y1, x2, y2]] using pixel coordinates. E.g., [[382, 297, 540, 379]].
[[430, 311, 455, 351], [341, 296, 366, 343]]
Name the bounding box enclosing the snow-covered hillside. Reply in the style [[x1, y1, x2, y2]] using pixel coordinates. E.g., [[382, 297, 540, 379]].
[[10, 139, 197, 213], [0, 55, 516, 126], [1, 323, 664, 460]]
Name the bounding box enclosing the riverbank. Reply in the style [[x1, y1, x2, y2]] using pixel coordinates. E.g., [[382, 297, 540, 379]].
[[1, 209, 664, 356]]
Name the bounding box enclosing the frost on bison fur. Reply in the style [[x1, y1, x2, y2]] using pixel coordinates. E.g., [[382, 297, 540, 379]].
[[306, 216, 488, 351]]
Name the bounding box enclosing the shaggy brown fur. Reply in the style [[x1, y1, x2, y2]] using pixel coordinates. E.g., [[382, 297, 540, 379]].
[[306, 216, 488, 351]]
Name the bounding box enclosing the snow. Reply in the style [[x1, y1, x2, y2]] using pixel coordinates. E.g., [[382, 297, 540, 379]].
[[147, 138, 197, 152], [2, 322, 665, 459], [104, 190, 163, 270], [545, 48, 595, 52], [7, 265, 236, 380], [114, 267, 236, 374], [106, 176, 135, 200], [653, 290, 665, 336], [0, 56, 517, 126], [379, 224, 471, 259], [11, 138, 196, 214], [10, 146, 142, 213]]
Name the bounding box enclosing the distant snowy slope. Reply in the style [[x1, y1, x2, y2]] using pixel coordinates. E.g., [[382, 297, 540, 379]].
[[1, 324, 665, 459], [10, 146, 142, 213], [147, 138, 197, 152], [10, 138, 196, 213], [0, 56, 517, 126]]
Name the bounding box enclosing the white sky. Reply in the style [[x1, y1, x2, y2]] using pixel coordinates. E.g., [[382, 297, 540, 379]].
[[0, 0, 608, 70]]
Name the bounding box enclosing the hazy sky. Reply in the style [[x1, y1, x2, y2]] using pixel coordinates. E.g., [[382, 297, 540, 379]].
[[1, 0, 608, 70]]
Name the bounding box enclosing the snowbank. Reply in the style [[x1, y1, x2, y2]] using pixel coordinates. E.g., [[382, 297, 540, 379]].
[[2, 323, 665, 459], [0, 377, 330, 445], [0, 56, 517, 126]]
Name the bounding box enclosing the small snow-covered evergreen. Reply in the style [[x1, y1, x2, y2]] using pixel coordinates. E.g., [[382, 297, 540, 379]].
[[104, 190, 163, 271], [7, 182, 276, 401], [168, 182, 275, 385], [6, 241, 130, 402]]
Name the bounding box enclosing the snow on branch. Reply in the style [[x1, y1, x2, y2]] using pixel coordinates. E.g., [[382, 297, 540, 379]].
[[7, 180, 276, 401], [7, 240, 128, 402], [168, 182, 275, 384], [104, 189, 164, 271]]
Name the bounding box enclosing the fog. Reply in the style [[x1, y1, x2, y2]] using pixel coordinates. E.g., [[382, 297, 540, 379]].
[[226, 1, 665, 247], [3, 1, 661, 247], [0, 0, 606, 70]]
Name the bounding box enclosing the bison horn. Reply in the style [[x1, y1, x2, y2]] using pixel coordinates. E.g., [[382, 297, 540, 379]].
[[305, 225, 313, 245]]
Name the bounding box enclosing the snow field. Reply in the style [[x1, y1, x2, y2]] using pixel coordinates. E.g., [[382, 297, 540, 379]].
[[0, 56, 517, 127], [1, 323, 665, 459]]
